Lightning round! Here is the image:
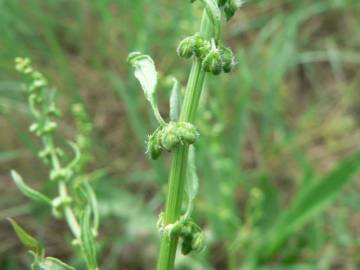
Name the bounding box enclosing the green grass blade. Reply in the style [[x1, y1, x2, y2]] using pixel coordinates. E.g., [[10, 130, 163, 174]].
[[261, 150, 360, 259]]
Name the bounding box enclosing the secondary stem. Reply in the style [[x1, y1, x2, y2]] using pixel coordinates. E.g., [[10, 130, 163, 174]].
[[156, 11, 212, 270], [49, 138, 81, 238]]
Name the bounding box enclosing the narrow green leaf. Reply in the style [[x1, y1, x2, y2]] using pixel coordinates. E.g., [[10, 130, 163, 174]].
[[80, 207, 98, 270], [38, 257, 76, 270], [200, 0, 221, 39], [169, 78, 181, 121], [8, 218, 42, 255], [261, 150, 360, 259], [185, 146, 199, 218], [11, 170, 52, 205], [84, 181, 99, 235]]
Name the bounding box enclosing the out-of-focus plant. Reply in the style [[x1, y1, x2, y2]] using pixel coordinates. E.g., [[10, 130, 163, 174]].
[[128, 1, 243, 269], [9, 58, 98, 270]]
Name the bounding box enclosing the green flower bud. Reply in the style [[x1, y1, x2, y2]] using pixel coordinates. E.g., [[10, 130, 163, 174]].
[[177, 36, 196, 59], [176, 122, 199, 144], [147, 131, 162, 160], [15, 57, 32, 74], [46, 105, 61, 118], [224, 0, 244, 21], [29, 79, 47, 92], [29, 123, 39, 133], [191, 232, 205, 252], [194, 35, 211, 59], [38, 146, 52, 162], [202, 49, 223, 75], [180, 223, 193, 238], [220, 46, 235, 73], [42, 121, 58, 134], [29, 93, 43, 106], [181, 235, 193, 255], [160, 122, 181, 151]]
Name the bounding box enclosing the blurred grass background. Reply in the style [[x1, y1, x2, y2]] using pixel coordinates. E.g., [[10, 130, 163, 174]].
[[1, 0, 360, 269]]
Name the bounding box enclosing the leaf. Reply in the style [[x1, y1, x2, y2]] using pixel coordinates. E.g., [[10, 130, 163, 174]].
[[127, 52, 165, 125], [80, 207, 98, 270], [38, 257, 76, 270], [127, 52, 157, 104], [11, 170, 52, 205], [81, 181, 99, 235], [8, 218, 42, 255], [169, 77, 181, 121], [261, 150, 360, 259], [185, 146, 199, 218], [200, 0, 221, 39]]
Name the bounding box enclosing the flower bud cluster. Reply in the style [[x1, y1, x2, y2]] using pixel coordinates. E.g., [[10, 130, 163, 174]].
[[180, 224, 205, 255], [158, 215, 205, 255], [15, 57, 61, 164], [177, 35, 236, 75], [147, 122, 199, 160]]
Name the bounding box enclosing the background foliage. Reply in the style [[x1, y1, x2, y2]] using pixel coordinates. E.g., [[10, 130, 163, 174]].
[[1, 0, 360, 269]]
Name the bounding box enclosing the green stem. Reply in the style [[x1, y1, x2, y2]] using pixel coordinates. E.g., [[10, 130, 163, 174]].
[[49, 138, 81, 238], [156, 11, 212, 270], [59, 181, 81, 238]]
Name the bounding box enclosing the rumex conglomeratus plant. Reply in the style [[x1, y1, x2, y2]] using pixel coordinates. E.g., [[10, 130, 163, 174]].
[[9, 58, 99, 270], [128, 1, 243, 269]]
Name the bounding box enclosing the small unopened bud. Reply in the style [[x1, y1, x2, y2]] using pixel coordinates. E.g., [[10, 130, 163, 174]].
[[181, 235, 193, 255], [194, 35, 211, 59], [43, 121, 58, 134], [149, 142, 162, 160], [160, 122, 180, 151], [176, 122, 199, 144], [224, 0, 244, 21], [220, 46, 235, 73], [147, 132, 162, 160], [177, 37, 196, 58], [38, 146, 52, 162], [46, 105, 61, 117], [202, 49, 223, 75], [15, 57, 32, 74], [191, 232, 205, 252]]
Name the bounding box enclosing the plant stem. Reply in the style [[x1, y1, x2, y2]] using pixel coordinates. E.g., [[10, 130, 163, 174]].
[[156, 11, 212, 270], [49, 138, 81, 238]]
